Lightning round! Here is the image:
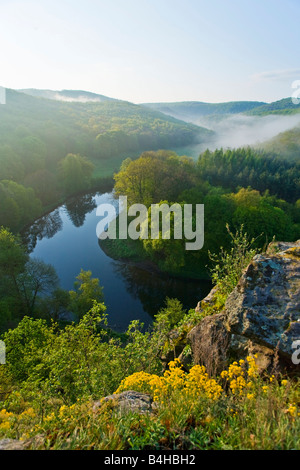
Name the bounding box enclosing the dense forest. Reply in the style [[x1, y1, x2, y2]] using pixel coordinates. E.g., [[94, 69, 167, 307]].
[[0, 89, 210, 232], [101, 148, 300, 277]]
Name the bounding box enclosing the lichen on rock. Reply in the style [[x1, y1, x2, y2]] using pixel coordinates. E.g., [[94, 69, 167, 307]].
[[188, 240, 300, 376]]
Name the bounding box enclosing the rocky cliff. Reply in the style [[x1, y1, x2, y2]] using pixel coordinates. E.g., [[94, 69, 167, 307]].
[[188, 240, 300, 376]]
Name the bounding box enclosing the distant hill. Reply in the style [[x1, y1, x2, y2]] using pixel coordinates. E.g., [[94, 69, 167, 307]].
[[0, 89, 213, 181], [258, 123, 300, 161], [246, 98, 300, 116], [143, 98, 300, 121], [143, 99, 300, 153], [19, 88, 116, 103], [1, 89, 212, 146], [142, 100, 266, 122]]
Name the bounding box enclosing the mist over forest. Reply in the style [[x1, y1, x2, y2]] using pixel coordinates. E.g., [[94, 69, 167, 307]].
[[192, 113, 300, 150], [143, 99, 300, 154]]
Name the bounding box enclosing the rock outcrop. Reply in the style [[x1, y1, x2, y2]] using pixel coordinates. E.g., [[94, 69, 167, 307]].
[[188, 240, 300, 376], [93, 390, 156, 414], [0, 438, 28, 450]]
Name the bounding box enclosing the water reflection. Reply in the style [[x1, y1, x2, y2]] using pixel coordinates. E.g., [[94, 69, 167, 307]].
[[24, 191, 211, 331], [64, 194, 97, 228], [23, 209, 63, 253], [23, 193, 98, 252], [111, 261, 212, 317]]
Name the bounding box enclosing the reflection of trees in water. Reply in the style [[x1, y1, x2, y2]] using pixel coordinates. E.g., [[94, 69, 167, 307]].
[[23, 193, 98, 252], [22, 210, 63, 253], [64, 193, 97, 228], [111, 261, 212, 318]]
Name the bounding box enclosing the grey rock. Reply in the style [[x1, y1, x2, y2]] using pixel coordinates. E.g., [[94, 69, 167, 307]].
[[225, 240, 300, 360], [0, 438, 27, 450], [94, 390, 155, 414], [189, 240, 300, 375], [187, 312, 231, 375]]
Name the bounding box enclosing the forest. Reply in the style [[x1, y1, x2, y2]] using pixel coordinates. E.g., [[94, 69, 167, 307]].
[[102, 148, 300, 277], [0, 90, 299, 450], [0, 89, 209, 232], [1, 89, 300, 335]]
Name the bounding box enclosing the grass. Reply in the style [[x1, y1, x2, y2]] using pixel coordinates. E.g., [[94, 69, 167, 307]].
[[0, 358, 299, 450]]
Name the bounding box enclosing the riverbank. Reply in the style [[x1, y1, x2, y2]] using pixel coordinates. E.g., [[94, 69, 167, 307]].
[[99, 214, 211, 282], [20, 177, 114, 238], [23, 190, 212, 331]]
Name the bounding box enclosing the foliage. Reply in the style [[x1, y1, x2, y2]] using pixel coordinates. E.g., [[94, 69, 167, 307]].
[[0, 180, 43, 232], [0, 90, 203, 232], [68, 269, 104, 320], [208, 224, 259, 300], [58, 153, 95, 195], [260, 124, 300, 161], [16, 259, 60, 317], [110, 150, 300, 278], [0, 354, 299, 450], [114, 150, 196, 206], [197, 147, 300, 203], [0, 227, 298, 450]]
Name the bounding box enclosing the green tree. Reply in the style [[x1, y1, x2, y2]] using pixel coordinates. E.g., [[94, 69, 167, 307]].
[[24, 169, 60, 206], [0, 227, 28, 292], [0, 145, 24, 182], [114, 150, 196, 206], [16, 258, 60, 316], [0, 180, 42, 231], [58, 153, 95, 195], [19, 135, 46, 174], [0, 228, 29, 329], [69, 270, 104, 319]]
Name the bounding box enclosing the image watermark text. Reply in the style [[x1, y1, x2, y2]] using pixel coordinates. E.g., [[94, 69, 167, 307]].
[[96, 196, 204, 251]]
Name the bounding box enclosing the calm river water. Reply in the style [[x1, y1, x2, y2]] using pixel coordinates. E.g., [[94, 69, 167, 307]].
[[23, 192, 212, 332]]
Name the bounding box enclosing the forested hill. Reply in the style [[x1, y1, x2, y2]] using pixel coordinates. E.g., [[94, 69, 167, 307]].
[[18, 88, 116, 103], [0, 89, 213, 232], [258, 124, 300, 161], [142, 100, 266, 121], [246, 97, 300, 116], [142, 98, 300, 122], [0, 89, 212, 162]]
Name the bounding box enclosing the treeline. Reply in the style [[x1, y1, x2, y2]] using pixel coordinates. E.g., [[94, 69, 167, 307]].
[[110, 149, 300, 276], [0, 151, 98, 232]]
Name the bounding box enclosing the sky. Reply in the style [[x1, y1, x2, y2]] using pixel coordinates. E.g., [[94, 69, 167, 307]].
[[0, 0, 300, 104]]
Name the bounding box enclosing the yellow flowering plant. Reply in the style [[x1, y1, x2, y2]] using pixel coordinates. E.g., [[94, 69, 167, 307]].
[[115, 359, 223, 404]]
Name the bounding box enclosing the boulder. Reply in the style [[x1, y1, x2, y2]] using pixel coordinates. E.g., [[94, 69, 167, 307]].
[[93, 390, 155, 414], [188, 312, 231, 375], [0, 435, 44, 450], [188, 240, 300, 376]]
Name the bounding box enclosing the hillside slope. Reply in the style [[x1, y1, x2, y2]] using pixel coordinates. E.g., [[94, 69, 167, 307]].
[[0, 89, 213, 168], [258, 124, 300, 160], [246, 97, 300, 116], [142, 100, 266, 122]]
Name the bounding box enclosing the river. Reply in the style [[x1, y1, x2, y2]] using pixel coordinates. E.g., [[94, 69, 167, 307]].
[[23, 191, 212, 332]]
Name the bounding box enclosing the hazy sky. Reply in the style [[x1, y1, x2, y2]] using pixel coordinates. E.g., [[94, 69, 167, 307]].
[[1, 0, 300, 103]]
